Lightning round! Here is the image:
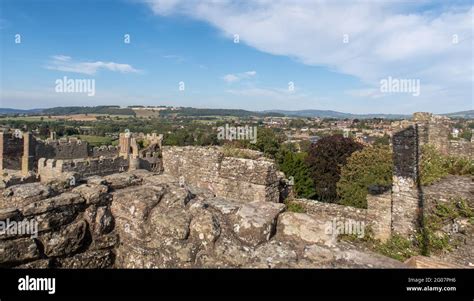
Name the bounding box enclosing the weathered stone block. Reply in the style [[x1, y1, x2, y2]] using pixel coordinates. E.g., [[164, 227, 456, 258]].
[[30, 205, 81, 232], [39, 219, 88, 257], [251, 240, 298, 268], [2, 183, 52, 205], [72, 184, 109, 205], [0, 238, 39, 265], [367, 191, 392, 242], [104, 173, 142, 190], [57, 249, 114, 268], [85, 205, 114, 236], [277, 212, 336, 246], [90, 233, 119, 250], [231, 201, 285, 246], [22, 193, 84, 216], [150, 208, 190, 240], [189, 211, 220, 247]]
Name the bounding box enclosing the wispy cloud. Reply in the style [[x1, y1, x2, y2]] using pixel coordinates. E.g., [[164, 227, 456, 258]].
[[45, 55, 140, 75], [144, 0, 473, 105], [222, 70, 257, 83]]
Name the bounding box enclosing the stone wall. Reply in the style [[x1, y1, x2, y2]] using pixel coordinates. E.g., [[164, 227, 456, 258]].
[[0, 181, 116, 268], [38, 157, 129, 183], [293, 193, 392, 242], [35, 138, 90, 160], [422, 176, 474, 266], [413, 112, 472, 159], [0, 132, 24, 171], [91, 145, 120, 158], [367, 190, 392, 242], [449, 139, 472, 159], [161, 146, 285, 203]]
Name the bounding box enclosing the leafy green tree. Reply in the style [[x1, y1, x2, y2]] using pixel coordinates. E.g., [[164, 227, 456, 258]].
[[337, 145, 393, 208], [252, 127, 283, 158], [288, 119, 306, 128], [459, 129, 472, 141], [374, 134, 390, 146], [306, 135, 363, 202], [276, 146, 316, 199]]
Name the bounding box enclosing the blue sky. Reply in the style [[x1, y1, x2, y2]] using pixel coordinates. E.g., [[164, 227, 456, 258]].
[[0, 0, 472, 114]]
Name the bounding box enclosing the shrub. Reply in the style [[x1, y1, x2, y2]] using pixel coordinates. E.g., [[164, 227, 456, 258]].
[[277, 147, 316, 199], [444, 156, 474, 176], [420, 198, 473, 255], [419, 145, 449, 185], [306, 135, 363, 202], [420, 144, 474, 185], [337, 145, 393, 208], [375, 234, 419, 261]]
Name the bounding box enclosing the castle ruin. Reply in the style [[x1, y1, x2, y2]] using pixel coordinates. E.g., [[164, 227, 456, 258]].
[[0, 113, 472, 268]]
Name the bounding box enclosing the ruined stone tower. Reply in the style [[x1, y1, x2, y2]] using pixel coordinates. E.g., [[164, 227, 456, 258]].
[[21, 132, 35, 176], [413, 112, 451, 155], [0, 131, 4, 172], [119, 132, 131, 159], [391, 124, 421, 237]]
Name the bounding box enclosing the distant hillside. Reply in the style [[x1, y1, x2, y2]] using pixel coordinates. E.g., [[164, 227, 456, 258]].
[[42, 106, 135, 116], [0, 108, 44, 115], [0, 106, 472, 119], [443, 110, 474, 119], [160, 107, 284, 117], [262, 110, 409, 119]]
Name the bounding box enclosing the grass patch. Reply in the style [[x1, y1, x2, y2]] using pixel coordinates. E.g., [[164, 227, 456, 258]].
[[375, 234, 420, 261], [221, 145, 261, 159], [338, 197, 473, 261], [339, 229, 420, 262], [420, 198, 473, 256], [284, 200, 306, 213]]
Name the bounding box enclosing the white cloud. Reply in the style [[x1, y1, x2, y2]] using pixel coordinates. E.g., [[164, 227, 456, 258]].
[[46, 55, 140, 75], [223, 74, 240, 83], [51, 55, 71, 62], [222, 70, 257, 83], [143, 0, 473, 106]]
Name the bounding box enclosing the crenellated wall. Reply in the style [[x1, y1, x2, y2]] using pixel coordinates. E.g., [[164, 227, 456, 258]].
[[36, 138, 90, 160], [38, 157, 129, 183]]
